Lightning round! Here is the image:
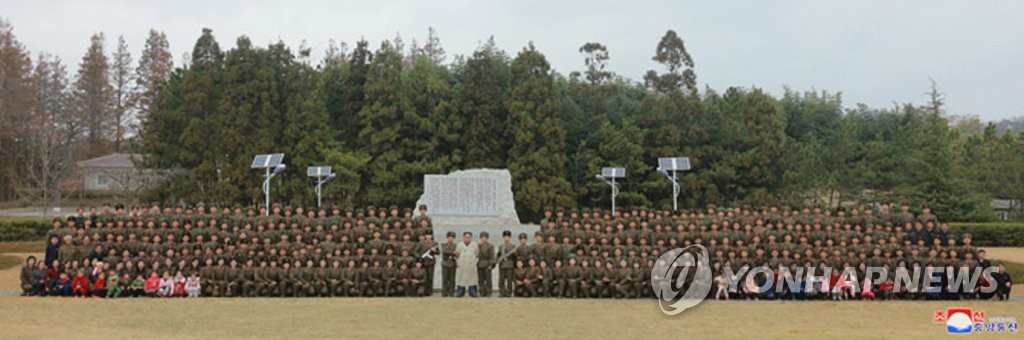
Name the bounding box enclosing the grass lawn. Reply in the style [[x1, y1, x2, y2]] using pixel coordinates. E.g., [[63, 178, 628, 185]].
[[0, 298, 1019, 339]]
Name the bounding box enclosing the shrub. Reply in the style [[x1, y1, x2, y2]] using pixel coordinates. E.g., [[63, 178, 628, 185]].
[[949, 222, 1024, 247], [0, 219, 51, 242]]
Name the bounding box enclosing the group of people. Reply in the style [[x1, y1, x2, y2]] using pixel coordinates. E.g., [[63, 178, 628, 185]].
[[17, 201, 1014, 300]]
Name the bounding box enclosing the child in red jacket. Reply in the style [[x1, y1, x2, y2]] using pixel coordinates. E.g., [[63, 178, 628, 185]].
[[71, 270, 90, 297], [144, 272, 161, 297], [91, 272, 107, 297]]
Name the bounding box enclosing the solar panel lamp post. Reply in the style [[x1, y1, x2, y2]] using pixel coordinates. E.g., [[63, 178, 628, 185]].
[[656, 157, 690, 212], [315, 173, 336, 209], [595, 174, 620, 217], [263, 164, 286, 215], [657, 167, 680, 212]]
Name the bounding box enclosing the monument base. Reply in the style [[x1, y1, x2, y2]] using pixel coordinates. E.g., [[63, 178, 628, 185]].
[[415, 168, 538, 290]]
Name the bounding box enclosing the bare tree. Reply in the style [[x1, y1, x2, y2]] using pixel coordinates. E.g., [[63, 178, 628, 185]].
[[26, 53, 78, 215], [110, 35, 133, 151]]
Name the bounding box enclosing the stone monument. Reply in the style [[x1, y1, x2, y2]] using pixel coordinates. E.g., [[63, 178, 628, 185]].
[[415, 169, 539, 289]]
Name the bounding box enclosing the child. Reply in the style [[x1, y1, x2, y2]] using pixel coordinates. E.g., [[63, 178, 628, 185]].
[[31, 262, 47, 296], [91, 272, 107, 297], [185, 273, 202, 298], [129, 275, 145, 297], [860, 275, 875, 300], [144, 272, 161, 297], [106, 271, 122, 298], [72, 270, 91, 297], [173, 272, 187, 297], [880, 278, 895, 300], [714, 272, 729, 300], [53, 272, 72, 296], [158, 271, 173, 297]]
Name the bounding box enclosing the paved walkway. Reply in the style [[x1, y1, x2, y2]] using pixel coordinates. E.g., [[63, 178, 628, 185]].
[[0, 207, 74, 218]]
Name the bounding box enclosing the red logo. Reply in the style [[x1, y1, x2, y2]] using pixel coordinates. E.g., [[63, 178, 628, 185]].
[[935, 308, 985, 323]]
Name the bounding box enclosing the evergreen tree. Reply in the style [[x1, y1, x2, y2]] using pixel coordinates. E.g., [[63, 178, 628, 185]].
[[506, 43, 573, 219], [357, 41, 416, 206], [461, 39, 508, 168], [75, 32, 114, 155], [133, 29, 173, 132]]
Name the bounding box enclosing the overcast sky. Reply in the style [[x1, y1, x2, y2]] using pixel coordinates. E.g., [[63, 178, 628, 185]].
[[4, 0, 1022, 120]]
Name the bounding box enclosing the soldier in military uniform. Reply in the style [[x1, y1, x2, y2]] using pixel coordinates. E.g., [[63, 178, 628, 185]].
[[441, 231, 457, 297], [477, 231, 496, 297], [416, 233, 439, 294], [498, 230, 517, 297]]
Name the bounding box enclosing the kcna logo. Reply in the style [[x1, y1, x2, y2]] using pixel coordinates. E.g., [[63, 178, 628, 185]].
[[651, 244, 712, 315], [934, 308, 1019, 335]]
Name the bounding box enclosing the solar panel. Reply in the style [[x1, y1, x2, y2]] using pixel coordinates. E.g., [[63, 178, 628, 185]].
[[601, 167, 626, 178], [658, 157, 691, 171], [266, 153, 285, 167], [251, 155, 269, 169], [251, 153, 286, 169], [307, 166, 332, 177]]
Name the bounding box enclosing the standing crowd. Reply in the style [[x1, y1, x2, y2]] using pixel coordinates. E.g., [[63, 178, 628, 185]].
[[18, 202, 1014, 300]]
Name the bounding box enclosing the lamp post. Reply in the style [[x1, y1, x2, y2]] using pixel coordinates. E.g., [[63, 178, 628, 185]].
[[595, 167, 625, 217], [252, 153, 286, 216], [307, 166, 335, 209], [657, 157, 690, 211]]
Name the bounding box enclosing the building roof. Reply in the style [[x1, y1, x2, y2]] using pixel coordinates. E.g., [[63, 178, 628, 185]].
[[78, 153, 141, 168], [991, 199, 1019, 210]]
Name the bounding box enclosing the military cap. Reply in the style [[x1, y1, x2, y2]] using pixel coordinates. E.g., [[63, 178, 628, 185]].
[[389, 205, 398, 211], [518, 232, 528, 240], [403, 207, 412, 213], [502, 230, 512, 237], [367, 205, 376, 211], [446, 231, 456, 238]]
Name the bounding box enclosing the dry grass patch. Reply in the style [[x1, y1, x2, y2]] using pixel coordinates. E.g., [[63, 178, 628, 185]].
[[0, 298, 1020, 339]]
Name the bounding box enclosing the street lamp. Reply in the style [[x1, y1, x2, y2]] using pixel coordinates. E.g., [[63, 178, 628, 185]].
[[595, 167, 625, 217], [251, 153, 286, 216], [657, 157, 691, 211], [307, 166, 336, 209]]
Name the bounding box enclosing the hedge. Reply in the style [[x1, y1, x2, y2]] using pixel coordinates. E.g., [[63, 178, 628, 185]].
[[0, 219, 50, 242], [950, 222, 1024, 247]]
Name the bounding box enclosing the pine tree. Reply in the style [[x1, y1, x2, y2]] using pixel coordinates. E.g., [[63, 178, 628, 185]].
[[177, 28, 224, 202], [133, 29, 173, 132], [506, 43, 573, 219], [336, 40, 371, 147], [461, 39, 508, 168], [357, 41, 415, 206], [74, 32, 114, 156], [0, 19, 34, 200]]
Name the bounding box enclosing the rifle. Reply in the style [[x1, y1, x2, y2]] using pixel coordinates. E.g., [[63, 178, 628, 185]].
[[420, 241, 440, 260]]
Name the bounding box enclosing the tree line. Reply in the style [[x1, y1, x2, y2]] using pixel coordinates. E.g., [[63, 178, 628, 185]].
[[1, 19, 1021, 221]]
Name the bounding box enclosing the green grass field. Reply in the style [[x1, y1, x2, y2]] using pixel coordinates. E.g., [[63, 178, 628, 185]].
[[0, 298, 1019, 339]]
